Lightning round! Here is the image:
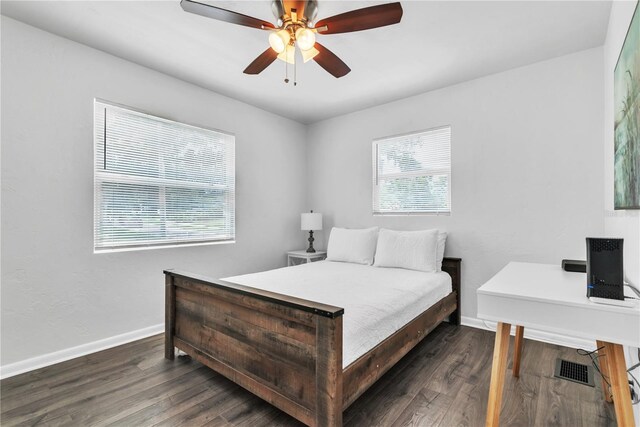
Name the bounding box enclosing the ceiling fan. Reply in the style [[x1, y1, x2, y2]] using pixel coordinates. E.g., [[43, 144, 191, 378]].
[[181, 0, 403, 79]]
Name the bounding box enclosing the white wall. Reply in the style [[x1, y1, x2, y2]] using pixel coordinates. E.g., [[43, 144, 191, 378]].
[[0, 17, 308, 368], [603, 2, 640, 423], [306, 48, 605, 321]]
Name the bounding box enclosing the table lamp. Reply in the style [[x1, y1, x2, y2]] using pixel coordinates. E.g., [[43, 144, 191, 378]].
[[301, 210, 322, 253]]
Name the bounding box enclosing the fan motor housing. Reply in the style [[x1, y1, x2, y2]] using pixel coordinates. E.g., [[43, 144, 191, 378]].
[[272, 0, 318, 25]]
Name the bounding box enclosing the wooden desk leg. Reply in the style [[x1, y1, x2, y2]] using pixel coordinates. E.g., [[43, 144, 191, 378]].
[[596, 340, 612, 403], [513, 326, 524, 378], [486, 322, 511, 427], [603, 342, 634, 426]]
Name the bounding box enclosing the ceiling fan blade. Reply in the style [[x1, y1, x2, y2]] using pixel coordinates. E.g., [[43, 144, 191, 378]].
[[181, 0, 275, 30], [315, 2, 403, 34], [313, 42, 350, 78], [243, 48, 279, 74]]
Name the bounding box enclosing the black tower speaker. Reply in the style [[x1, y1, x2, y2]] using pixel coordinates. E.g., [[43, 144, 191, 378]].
[[586, 238, 624, 300]]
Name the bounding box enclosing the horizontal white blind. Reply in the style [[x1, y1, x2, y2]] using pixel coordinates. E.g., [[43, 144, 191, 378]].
[[373, 126, 451, 214], [94, 100, 235, 251]]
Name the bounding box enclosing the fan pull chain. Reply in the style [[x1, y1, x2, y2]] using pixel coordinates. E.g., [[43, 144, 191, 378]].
[[293, 50, 297, 86], [284, 57, 289, 84]]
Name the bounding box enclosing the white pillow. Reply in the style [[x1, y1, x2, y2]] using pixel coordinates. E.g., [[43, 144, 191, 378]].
[[437, 231, 447, 271], [373, 228, 439, 272], [326, 227, 379, 265]]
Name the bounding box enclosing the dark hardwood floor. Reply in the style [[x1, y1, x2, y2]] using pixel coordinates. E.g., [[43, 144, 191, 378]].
[[1, 324, 617, 426]]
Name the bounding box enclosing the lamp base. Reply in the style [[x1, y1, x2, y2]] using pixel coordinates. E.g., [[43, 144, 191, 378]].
[[306, 230, 316, 253]]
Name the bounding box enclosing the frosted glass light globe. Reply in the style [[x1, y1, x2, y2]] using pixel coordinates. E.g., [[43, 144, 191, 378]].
[[277, 44, 296, 64], [269, 30, 290, 53], [301, 47, 319, 63], [295, 28, 316, 51]]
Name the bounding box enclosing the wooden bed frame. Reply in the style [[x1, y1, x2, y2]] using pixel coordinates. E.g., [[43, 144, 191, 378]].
[[164, 257, 461, 427]]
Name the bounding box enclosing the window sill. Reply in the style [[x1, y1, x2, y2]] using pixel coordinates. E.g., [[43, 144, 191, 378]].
[[373, 212, 451, 217], [94, 239, 235, 254]]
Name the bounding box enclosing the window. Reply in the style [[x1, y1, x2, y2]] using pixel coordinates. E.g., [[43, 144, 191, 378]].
[[373, 126, 451, 214], [94, 100, 235, 252]]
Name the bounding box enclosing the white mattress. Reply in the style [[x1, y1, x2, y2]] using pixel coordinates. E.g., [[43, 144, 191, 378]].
[[223, 261, 452, 368]]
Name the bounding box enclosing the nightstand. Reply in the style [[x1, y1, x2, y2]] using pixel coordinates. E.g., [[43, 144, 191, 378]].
[[287, 250, 327, 266]]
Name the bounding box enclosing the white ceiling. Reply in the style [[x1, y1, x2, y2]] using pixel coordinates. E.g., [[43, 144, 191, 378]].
[[1, 0, 611, 124]]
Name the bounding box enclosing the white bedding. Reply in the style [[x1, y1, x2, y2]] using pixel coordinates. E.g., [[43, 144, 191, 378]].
[[223, 261, 452, 368]]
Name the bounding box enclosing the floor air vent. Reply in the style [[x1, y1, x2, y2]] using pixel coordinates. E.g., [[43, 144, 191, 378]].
[[554, 359, 594, 387]]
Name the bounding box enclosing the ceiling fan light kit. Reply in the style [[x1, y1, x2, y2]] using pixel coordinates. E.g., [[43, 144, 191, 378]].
[[294, 27, 316, 51], [277, 44, 296, 65], [301, 46, 320, 63], [180, 0, 403, 82], [268, 29, 290, 53]]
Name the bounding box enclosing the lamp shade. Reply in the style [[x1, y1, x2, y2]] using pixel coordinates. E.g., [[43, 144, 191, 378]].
[[301, 212, 322, 231]]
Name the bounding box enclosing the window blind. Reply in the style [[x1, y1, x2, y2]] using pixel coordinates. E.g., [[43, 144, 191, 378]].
[[373, 126, 451, 214], [94, 100, 235, 252]]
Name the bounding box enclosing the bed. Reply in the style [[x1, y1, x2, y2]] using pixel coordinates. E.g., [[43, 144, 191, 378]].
[[164, 257, 461, 427], [224, 261, 454, 368]]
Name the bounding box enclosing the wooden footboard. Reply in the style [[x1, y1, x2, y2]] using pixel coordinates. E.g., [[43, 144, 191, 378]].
[[165, 270, 344, 426], [164, 257, 461, 427]]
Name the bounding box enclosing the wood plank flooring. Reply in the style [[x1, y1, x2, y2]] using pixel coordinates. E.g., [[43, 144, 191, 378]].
[[1, 324, 617, 426]]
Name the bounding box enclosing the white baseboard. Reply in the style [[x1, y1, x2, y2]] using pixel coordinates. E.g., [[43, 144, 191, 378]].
[[461, 316, 596, 351], [0, 323, 164, 380]]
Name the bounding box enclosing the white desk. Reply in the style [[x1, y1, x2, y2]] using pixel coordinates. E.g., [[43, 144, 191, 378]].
[[477, 262, 640, 427]]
